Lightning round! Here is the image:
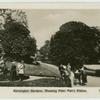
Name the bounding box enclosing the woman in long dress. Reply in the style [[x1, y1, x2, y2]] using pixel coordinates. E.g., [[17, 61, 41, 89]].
[[10, 63, 17, 81], [17, 60, 25, 81]]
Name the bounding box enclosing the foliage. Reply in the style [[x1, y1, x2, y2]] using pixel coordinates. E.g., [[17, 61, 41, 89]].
[[0, 22, 36, 60], [0, 9, 28, 28], [40, 40, 50, 63], [0, 9, 36, 62], [50, 21, 99, 68]]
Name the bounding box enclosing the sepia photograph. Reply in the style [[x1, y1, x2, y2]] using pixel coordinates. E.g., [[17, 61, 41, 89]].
[[0, 8, 100, 88]]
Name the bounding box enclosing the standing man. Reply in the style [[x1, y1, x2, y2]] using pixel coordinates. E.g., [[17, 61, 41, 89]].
[[74, 69, 81, 85], [3, 61, 8, 80], [80, 65, 87, 85]]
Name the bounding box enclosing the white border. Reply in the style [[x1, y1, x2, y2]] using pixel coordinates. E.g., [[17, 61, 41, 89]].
[[0, 3, 100, 9], [0, 0, 100, 3], [0, 2, 99, 98]]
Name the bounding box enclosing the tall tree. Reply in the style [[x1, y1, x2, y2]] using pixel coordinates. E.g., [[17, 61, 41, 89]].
[[50, 21, 98, 69], [0, 21, 36, 61], [0, 9, 36, 62]]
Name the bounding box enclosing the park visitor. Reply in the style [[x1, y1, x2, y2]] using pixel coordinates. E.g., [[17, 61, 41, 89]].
[[0, 57, 5, 72], [59, 64, 64, 78], [17, 60, 25, 81], [0, 57, 8, 80], [10, 62, 17, 81], [66, 63, 74, 87], [2, 61, 8, 80], [80, 66, 87, 85], [74, 69, 81, 85], [62, 64, 72, 87]]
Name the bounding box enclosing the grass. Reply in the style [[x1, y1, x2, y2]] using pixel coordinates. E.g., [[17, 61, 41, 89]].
[[0, 78, 65, 87], [24, 62, 60, 77], [6, 61, 60, 77]]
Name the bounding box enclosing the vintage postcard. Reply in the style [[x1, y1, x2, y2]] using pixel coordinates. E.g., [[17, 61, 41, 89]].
[[0, 3, 99, 98]]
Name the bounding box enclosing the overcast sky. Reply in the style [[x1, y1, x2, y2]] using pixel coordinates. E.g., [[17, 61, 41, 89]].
[[25, 9, 100, 49]]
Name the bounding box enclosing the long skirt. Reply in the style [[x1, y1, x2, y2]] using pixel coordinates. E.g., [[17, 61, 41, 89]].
[[10, 71, 17, 81]]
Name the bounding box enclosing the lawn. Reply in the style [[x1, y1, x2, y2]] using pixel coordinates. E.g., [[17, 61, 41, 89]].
[[5, 61, 60, 77], [24, 62, 60, 77]]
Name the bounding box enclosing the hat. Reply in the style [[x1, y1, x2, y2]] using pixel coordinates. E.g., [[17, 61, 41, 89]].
[[63, 65, 66, 69]]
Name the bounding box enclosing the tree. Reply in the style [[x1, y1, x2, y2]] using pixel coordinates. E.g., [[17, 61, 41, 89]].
[[40, 40, 50, 63], [0, 9, 36, 62], [50, 21, 98, 69], [0, 9, 28, 29], [0, 21, 36, 62], [92, 27, 100, 62]]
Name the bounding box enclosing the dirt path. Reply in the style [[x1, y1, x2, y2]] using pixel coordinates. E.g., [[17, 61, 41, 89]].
[[24, 76, 54, 82], [86, 76, 100, 87], [73, 76, 100, 87], [18, 75, 100, 87]]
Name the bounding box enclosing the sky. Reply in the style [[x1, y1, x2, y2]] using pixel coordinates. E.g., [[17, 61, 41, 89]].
[[25, 9, 100, 49]]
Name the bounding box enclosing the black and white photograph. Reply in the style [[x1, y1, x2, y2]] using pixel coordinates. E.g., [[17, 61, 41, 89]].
[[0, 8, 100, 88]]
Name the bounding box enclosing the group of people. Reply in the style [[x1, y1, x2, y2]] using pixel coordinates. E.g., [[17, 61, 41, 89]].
[[74, 66, 87, 85], [59, 63, 87, 87], [0, 58, 25, 82], [10, 60, 25, 81]]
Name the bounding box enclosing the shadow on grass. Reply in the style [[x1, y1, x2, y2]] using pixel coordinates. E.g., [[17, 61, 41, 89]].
[[0, 78, 66, 87]]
